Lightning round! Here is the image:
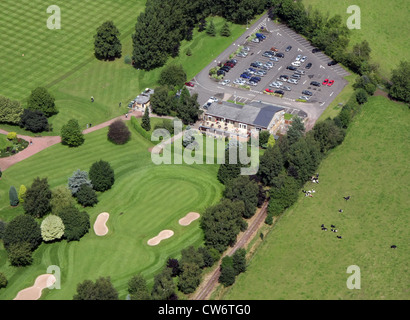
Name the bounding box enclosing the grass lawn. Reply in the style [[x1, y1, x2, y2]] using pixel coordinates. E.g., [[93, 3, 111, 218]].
[[223, 96, 410, 300], [0, 135, 13, 150], [0, 123, 224, 300], [302, 0, 410, 78]]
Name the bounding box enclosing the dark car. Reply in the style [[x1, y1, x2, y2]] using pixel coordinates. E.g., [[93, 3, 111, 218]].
[[305, 62, 312, 69], [286, 65, 297, 71], [276, 52, 285, 58], [312, 48, 320, 53], [220, 66, 230, 72], [328, 60, 337, 66], [224, 62, 234, 68], [310, 81, 321, 87], [274, 90, 285, 95], [240, 73, 251, 79], [250, 62, 259, 68], [285, 45, 292, 52], [291, 74, 301, 79], [250, 76, 261, 82], [217, 70, 225, 76], [302, 90, 313, 96]]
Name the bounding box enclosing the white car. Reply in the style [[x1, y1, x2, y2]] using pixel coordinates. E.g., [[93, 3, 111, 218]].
[[296, 54, 302, 61], [300, 56, 307, 63], [220, 79, 231, 86], [291, 61, 301, 67], [209, 97, 218, 102]]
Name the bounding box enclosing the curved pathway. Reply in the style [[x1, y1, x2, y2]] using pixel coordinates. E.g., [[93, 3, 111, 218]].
[[0, 110, 143, 172]]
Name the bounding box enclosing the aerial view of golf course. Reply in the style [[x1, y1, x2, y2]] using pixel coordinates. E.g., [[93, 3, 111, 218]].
[[0, 0, 408, 311]]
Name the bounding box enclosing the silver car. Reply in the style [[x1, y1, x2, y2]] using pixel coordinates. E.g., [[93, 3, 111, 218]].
[[288, 78, 299, 84]]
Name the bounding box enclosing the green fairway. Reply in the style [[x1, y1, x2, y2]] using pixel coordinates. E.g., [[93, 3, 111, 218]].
[[223, 96, 410, 300], [302, 0, 410, 77], [0, 124, 224, 299]]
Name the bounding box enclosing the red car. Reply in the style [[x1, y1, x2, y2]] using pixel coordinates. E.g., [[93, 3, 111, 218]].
[[185, 82, 194, 87], [322, 79, 329, 86], [327, 80, 335, 86], [270, 47, 278, 52], [265, 88, 274, 93]]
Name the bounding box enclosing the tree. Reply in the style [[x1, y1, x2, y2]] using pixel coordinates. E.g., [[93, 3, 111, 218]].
[[0, 273, 7, 289], [287, 116, 305, 145], [151, 267, 176, 300], [18, 185, 27, 203], [50, 186, 75, 215], [9, 186, 19, 207], [232, 248, 247, 275], [224, 176, 259, 218], [217, 146, 242, 184], [27, 87, 57, 117], [73, 277, 119, 300], [312, 119, 346, 153], [219, 262, 236, 287], [0, 220, 6, 240], [141, 107, 151, 131], [268, 174, 300, 216], [58, 206, 90, 241], [41, 215, 65, 242], [220, 21, 231, 37], [107, 120, 131, 145], [75, 184, 98, 207], [89, 160, 115, 192], [0, 96, 23, 124], [3, 215, 42, 251], [128, 274, 151, 300], [158, 64, 187, 88], [166, 258, 181, 277], [19, 109, 49, 133], [61, 119, 84, 147], [176, 91, 202, 124], [150, 86, 173, 116], [94, 21, 122, 61], [68, 169, 93, 196], [6, 242, 33, 267], [206, 19, 216, 36], [355, 88, 368, 104], [258, 145, 284, 186], [259, 130, 270, 147], [23, 177, 52, 218], [178, 263, 202, 294], [389, 61, 410, 103], [181, 246, 205, 268]]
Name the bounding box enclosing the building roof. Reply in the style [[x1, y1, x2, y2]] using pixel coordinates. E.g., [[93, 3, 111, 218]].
[[205, 101, 284, 128]]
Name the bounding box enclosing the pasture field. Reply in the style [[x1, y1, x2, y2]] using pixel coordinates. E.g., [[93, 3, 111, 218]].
[[302, 0, 410, 77], [223, 96, 410, 300], [0, 124, 224, 299]]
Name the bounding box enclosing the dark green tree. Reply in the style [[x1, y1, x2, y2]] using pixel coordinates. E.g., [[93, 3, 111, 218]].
[[128, 274, 151, 300], [7, 242, 33, 267], [220, 21, 231, 37], [258, 144, 284, 186], [224, 176, 259, 219], [0, 272, 7, 289], [166, 258, 181, 277], [3, 215, 41, 251], [9, 186, 19, 207], [61, 119, 84, 147], [27, 87, 57, 117], [206, 19, 216, 36], [141, 107, 151, 131], [232, 248, 247, 275], [312, 119, 346, 153], [151, 267, 176, 300], [94, 21, 122, 61], [150, 86, 173, 116], [268, 174, 300, 216], [75, 184, 98, 207], [176, 91, 202, 125], [23, 177, 52, 218], [19, 109, 49, 133], [73, 277, 119, 300], [89, 160, 115, 192], [159, 64, 187, 88], [217, 146, 242, 184], [259, 130, 270, 147], [355, 88, 368, 104], [58, 206, 90, 241], [389, 61, 410, 103], [178, 263, 202, 294], [287, 116, 305, 145], [181, 246, 205, 268], [219, 263, 236, 287]]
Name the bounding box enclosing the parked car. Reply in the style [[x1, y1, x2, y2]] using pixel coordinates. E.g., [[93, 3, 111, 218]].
[[302, 90, 313, 96], [269, 82, 281, 88], [300, 56, 307, 63], [274, 90, 285, 95], [270, 57, 279, 62], [296, 54, 302, 61], [328, 60, 337, 66], [252, 38, 260, 43], [291, 61, 301, 67], [270, 47, 278, 52], [299, 95, 311, 101], [217, 70, 225, 76], [285, 45, 292, 52], [265, 88, 274, 93], [255, 33, 266, 40], [295, 70, 305, 75], [291, 74, 301, 79], [278, 75, 289, 81], [287, 65, 297, 71], [310, 81, 321, 87], [248, 81, 258, 86], [276, 52, 285, 58], [328, 80, 335, 86], [312, 48, 320, 53], [250, 76, 261, 82], [322, 79, 329, 86], [240, 73, 251, 79], [220, 79, 231, 86], [281, 85, 291, 91], [305, 63, 312, 69], [256, 70, 267, 76], [185, 82, 194, 87], [288, 78, 299, 84]]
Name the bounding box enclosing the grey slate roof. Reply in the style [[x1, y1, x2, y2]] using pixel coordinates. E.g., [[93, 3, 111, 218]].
[[206, 101, 284, 128]]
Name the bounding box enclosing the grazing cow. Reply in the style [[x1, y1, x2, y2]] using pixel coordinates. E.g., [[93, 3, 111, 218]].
[[331, 224, 336, 228], [322, 227, 327, 231], [337, 236, 342, 239], [344, 196, 351, 201], [339, 209, 343, 213], [321, 224, 325, 228], [391, 245, 397, 249]]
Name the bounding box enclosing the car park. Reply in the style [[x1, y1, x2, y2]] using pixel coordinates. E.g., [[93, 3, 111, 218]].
[[310, 81, 321, 87], [305, 63, 312, 69], [302, 90, 313, 96], [286, 45, 292, 52]]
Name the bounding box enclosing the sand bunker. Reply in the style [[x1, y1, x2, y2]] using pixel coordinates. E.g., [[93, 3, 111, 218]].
[[147, 230, 174, 246], [14, 274, 56, 300], [179, 212, 200, 226], [94, 212, 109, 236]]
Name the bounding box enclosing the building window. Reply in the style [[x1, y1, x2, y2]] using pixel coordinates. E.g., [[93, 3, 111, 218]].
[[239, 123, 247, 130]]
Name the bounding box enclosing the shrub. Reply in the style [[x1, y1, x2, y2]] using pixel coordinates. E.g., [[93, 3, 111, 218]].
[[50, 186, 75, 214], [0, 272, 7, 289], [355, 88, 368, 104], [9, 186, 19, 207], [18, 185, 27, 203], [128, 274, 151, 300], [76, 184, 98, 207], [107, 120, 131, 145], [3, 215, 42, 251], [27, 87, 57, 117], [58, 206, 90, 241], [23, 177, 52, 218], [19, 109, 49, 133], [73, 277, 119, 300], [7, 242, 33, 267], [89, 160, 115, 192], [7, 132, 17, 140], [68, 169, 92, 196]]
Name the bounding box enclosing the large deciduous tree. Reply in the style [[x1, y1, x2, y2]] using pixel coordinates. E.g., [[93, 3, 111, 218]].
[[19, 109, 49, 133], [128, 274, 151, 300], [224, 176, 259, 219], [58, 206, 90, 241], [23, 177, 52, 218], [389, 61, 410, 103], [27, 87, 57, 117], [94, 21, 122, 61], [73, 277, 119, 300], [107, 120, 131, 145], [3, 215, 42, 251]]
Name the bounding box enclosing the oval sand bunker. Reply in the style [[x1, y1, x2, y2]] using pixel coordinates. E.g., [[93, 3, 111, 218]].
[[14, 274, 56, 300], [179, 212, 200, 226], [147, 230, 174, 246], [94, 212, 109, 236]]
